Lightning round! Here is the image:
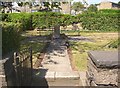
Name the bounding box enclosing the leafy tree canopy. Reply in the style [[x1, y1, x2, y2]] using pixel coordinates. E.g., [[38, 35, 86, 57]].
[[118, 1, 120, 5], [87, 4, 98, 12], [71, 2, 84, 12]]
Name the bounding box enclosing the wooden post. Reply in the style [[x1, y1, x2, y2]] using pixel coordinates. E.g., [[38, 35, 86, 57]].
[[14, 52, 20, 86], [30, 47, 33, 85], [53, 25, 60, 38]]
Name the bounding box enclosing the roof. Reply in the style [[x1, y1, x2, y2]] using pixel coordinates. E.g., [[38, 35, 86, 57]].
[[88, 51, 119, 68]]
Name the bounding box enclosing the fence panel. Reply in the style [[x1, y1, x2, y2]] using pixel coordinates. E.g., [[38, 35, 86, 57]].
[[13, 47, 32, 86]]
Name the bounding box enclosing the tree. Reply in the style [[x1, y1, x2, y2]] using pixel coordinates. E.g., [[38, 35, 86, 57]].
[[71, 2, 84, 15], [118, 1, 120, 5], [87, 4, 98, 12], [38, 2, 61, 12], [17, 1, 32, 12], [51, 2, 61, 10], [0, 1, 12, 13]]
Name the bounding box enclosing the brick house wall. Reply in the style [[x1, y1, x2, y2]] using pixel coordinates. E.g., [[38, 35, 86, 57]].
[[98, 1, 120, 10]]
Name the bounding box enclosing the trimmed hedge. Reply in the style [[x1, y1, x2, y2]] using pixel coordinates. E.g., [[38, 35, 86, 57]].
[[99, 9, 120, 14], [2, 12, 77, 30], [1, 11, 119, 55], [32, 12, 78, 29], [77, 12, 119, 31], [2, 22, 21, 55], [2, 11, 119, 32], [2, 13, 32, 31], [32, 12, 61, 29]]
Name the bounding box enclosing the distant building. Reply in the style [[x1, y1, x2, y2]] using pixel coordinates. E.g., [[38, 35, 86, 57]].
[[1, 1, 71, 14], [43, 2, 71, 14], [60, 2, 71, 14], [97, 1, 120, 10]]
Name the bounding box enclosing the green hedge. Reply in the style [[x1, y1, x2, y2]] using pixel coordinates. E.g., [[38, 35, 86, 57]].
[[32, 12, 61, 29], [32, 12, 77, 29], [1, 11, 119, 55], [2, 22, 21, 55], [2, 11, 119, 32], [99, 9, 120, 14], [2, 13, 32, 31], [77, 12, 119, 31], [2, 12, 77, 30]]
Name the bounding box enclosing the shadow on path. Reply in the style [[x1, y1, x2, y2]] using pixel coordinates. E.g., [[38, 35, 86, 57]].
[[32, 68, 49, 87]]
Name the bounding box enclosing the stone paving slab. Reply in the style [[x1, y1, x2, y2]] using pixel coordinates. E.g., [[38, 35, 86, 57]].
[[42, 47, 73, 72], [55, 71, 80, 80], [41, 66, 72, 72], [79, 71, 87, 86], [41, 72, 55, 81], [33, 70, 80, 80], [48, 79, 81, 87], [32, 38, 83, 86], [32, 70, 82, 86], [33, 70, 55, 82], [88, 51, 119, 68]]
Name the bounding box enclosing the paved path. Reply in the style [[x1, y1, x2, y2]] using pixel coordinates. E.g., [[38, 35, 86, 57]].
[[41, 40, 72, 72], [32, 38, 82, 86]]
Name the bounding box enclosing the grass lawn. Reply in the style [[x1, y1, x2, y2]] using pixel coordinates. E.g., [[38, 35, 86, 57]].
[[20, 30, 50, 65], [20, 30, 118, 71], [69, 32, 118, 71], [21, 30, 53, 37]]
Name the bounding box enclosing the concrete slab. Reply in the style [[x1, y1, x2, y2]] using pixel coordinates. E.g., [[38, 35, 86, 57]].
[[48, 79, 82, 87], [88, 51, 119, 68], [79, 71, 87, 86], [41, 64, 72, 72], [45, 72, 55, 80], [32, 38, 83, 86], [33, 69, 55, 81], [55, 71, 80, 80]]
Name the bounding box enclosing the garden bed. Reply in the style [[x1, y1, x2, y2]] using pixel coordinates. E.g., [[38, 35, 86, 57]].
[[67, 48, 78, 71], [33, 42, 50, 69]]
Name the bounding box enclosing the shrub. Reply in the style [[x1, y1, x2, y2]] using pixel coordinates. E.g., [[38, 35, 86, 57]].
[[2, 22, 21, 55], [1, 13, 8, 21]]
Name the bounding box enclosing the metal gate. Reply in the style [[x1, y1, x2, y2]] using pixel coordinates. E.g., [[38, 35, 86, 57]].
[[13, 47, 33, 86]]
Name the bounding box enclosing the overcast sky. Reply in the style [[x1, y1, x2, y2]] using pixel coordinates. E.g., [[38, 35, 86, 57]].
[[72, 0, 119, 4]]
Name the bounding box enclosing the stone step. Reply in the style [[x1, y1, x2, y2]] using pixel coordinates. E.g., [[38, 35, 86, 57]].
[[33, 70, 80, 81], [32, 70, 81, 86]]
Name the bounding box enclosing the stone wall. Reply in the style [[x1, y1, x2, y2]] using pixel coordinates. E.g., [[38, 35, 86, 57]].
[[87, 57, 118, 86], [0, 53, 15, 87], [0, 60, 7, 87]]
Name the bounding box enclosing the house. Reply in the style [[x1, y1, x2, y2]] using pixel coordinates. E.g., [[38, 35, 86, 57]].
[[40, 2, 71, 14], [60, 2, 71, 14], [0, 1, 71, 14], [97, 1, 120, 10]]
